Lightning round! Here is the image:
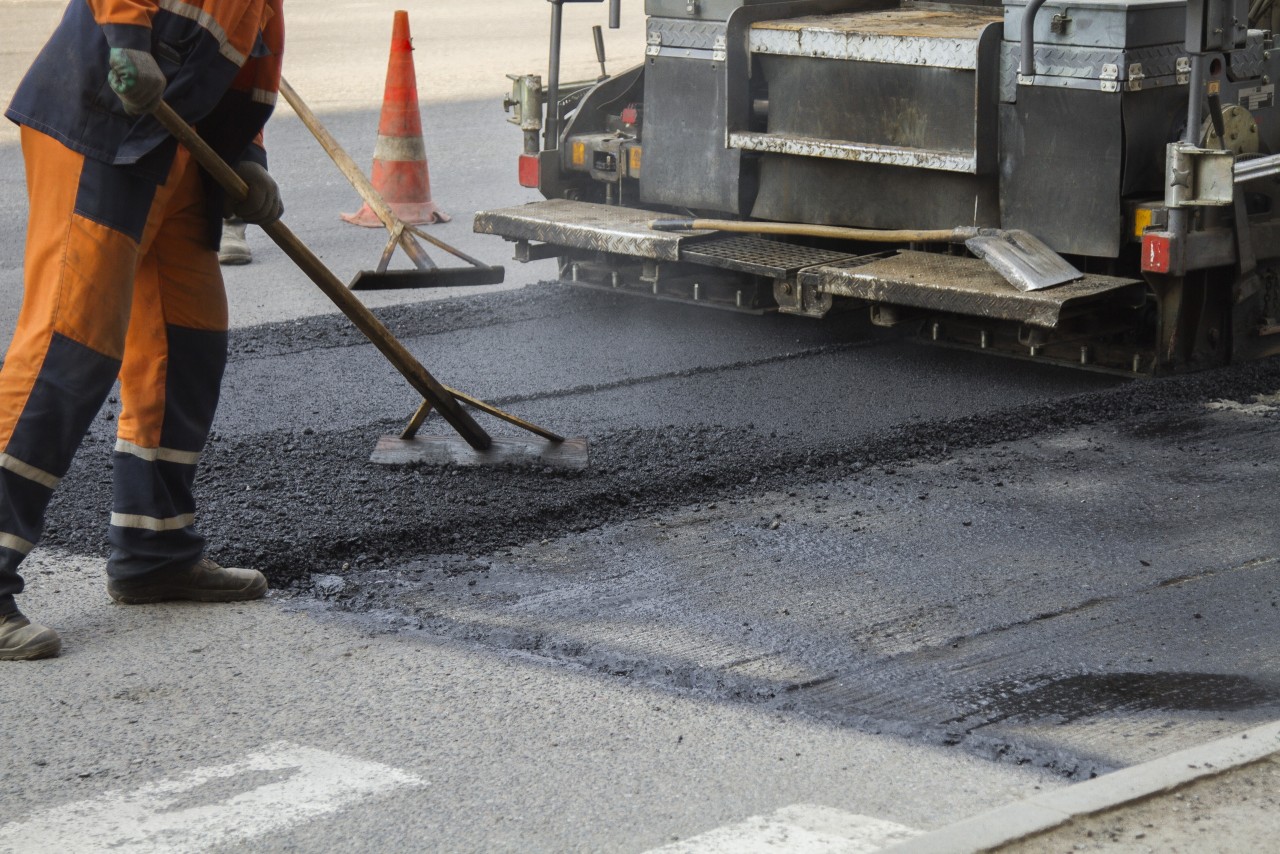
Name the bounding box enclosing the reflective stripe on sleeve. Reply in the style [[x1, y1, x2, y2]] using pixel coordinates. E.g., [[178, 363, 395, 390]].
[[157, 0, 247, 66]]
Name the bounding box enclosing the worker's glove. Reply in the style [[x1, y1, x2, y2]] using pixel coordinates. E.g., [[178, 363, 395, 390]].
[[228, 161, 283, 225], [107, 48, 166, 116]]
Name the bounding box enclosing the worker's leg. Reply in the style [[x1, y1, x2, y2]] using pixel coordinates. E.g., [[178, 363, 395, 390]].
[[107, 148, 230, 582], [0, 127, 154, 619]]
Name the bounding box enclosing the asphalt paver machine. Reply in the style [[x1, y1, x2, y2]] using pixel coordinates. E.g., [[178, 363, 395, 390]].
[[476, 0, 1280, 375]]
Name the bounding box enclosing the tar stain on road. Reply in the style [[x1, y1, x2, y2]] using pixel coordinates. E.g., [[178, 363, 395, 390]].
[[949, 673, 1280, 727]]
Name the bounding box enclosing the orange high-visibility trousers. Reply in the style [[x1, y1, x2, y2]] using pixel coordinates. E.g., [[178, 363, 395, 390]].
[[0, 126, 229, 616]]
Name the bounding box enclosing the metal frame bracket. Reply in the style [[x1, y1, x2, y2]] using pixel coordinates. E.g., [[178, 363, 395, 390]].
[[1166, 142, 1236, 208]]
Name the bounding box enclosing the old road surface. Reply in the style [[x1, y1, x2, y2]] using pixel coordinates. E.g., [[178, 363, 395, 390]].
[[1, 1, 1278, 852]]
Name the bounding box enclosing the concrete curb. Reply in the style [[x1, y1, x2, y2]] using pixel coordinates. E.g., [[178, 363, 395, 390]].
[[885, 719, 1280, 854]]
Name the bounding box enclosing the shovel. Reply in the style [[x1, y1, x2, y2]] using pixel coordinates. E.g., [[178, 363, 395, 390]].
[[961, 229, 1084, 292], [651, 218, 1084, 292], [151, 99, 586, 468], [280, 78, 505, 291]]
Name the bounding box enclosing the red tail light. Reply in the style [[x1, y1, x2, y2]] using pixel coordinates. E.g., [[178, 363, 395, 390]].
[[1141, 233, 1172, 274], [518, 154, 540, 188]]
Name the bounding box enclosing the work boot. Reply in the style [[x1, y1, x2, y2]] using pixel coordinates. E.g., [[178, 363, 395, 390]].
[[0, 612, 61, 661], [107, 558, 268, 605], [218, 218, 252, 266]]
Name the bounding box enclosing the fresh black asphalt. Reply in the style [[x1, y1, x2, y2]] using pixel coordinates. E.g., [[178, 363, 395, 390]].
[[39, 283, 1280, 780]]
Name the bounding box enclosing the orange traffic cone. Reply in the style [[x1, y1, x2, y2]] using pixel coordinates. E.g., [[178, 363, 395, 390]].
[[343, 10, 449, 227]]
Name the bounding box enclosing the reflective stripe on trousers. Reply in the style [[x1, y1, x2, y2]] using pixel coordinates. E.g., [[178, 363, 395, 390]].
[[0, 127, 228, 614]]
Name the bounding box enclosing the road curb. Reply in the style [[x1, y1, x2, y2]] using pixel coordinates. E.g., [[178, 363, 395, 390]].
[[885, 719, 1280, 853]]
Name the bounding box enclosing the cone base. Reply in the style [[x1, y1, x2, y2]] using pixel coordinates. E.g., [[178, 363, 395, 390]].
[[341, 201, 452, 228]]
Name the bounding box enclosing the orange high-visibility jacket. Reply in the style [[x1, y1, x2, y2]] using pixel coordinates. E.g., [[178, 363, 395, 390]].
[[6, 0, 284, 182]]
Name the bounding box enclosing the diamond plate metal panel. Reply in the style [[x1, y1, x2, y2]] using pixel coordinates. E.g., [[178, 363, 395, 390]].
[[1000, 41, 1188, 99], [1004, 0, 1185, 49], [1228, 34, 1268, 81], [750, 9, 999, 70], [646, 17, 726, 50], [473, 200, 713, 262], [799, 250, 1143, 327]]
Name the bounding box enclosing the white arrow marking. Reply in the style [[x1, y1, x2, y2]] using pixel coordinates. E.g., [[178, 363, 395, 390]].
[[647, 804, 922, 853], [0, 742, 426, 853]]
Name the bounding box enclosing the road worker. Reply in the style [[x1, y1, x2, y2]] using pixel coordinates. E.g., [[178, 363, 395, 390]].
[[0, 0, 286, 660]]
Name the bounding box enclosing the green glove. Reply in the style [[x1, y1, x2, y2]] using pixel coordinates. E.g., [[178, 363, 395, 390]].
[[107, 47, 166, 115], [229, 161, 283, 225]]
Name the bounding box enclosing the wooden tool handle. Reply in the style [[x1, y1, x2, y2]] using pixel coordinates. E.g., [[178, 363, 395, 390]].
[[150, 101, 493, 451], [278, 78, 489, 268]]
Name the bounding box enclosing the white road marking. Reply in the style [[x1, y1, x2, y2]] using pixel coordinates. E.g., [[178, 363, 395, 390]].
[[1206, 391, 1280, 416], [647, 804, 922, 853], [0, 741, 426, 854]]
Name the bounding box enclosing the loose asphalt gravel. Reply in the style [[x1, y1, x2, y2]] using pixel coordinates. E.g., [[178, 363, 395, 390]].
[[39, 282, 1280, 588]]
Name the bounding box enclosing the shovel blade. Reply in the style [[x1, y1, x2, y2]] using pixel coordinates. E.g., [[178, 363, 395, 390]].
[[370, 435, 589, 470], [349, 266, 506, 290], [965, 230, 1083, 292]]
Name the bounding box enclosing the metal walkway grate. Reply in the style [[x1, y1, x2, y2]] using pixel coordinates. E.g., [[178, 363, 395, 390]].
[[681, 235, 860, 278]]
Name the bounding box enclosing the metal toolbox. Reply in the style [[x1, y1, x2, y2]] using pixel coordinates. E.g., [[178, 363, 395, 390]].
[[1001, 0, 1197, 97], [1002, 0, 1185, 49]]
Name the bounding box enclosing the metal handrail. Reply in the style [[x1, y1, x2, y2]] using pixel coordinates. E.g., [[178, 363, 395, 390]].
[[1235, 151, 1280, 183]]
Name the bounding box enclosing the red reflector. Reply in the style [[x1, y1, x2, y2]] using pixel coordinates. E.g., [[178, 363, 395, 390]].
[[621, 106, 638, 126], [1141, 233, 1172, 274], [518, 154, 540, 188]]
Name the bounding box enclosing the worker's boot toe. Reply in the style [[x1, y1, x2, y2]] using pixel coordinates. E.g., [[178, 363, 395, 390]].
[[218, 220, 252, 265], [108, 558, 268, 605], [0, 612, 61, 661]]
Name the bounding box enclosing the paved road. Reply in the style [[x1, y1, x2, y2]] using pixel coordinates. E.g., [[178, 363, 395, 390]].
[[7, 325, 1278, 850], [5, 549, 1062, 853], [1, 2, 1278, 852]]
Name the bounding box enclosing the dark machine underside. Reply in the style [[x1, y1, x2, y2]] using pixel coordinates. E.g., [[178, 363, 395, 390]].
[[477, 0, 1280, 376]]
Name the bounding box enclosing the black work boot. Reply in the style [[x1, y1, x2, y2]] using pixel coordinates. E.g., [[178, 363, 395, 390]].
[[0, 611, 61, 660], [107, 558, 267, 605]]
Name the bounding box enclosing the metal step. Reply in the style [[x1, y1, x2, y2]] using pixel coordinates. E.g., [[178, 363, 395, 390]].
[[729, 132, 979, 173], [800, 251, 1144, 328], [749, 9, 1002, 67], [744, 8, 1002, 174], [474, 199, 713, 262], [475, 202, 860, 281]]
